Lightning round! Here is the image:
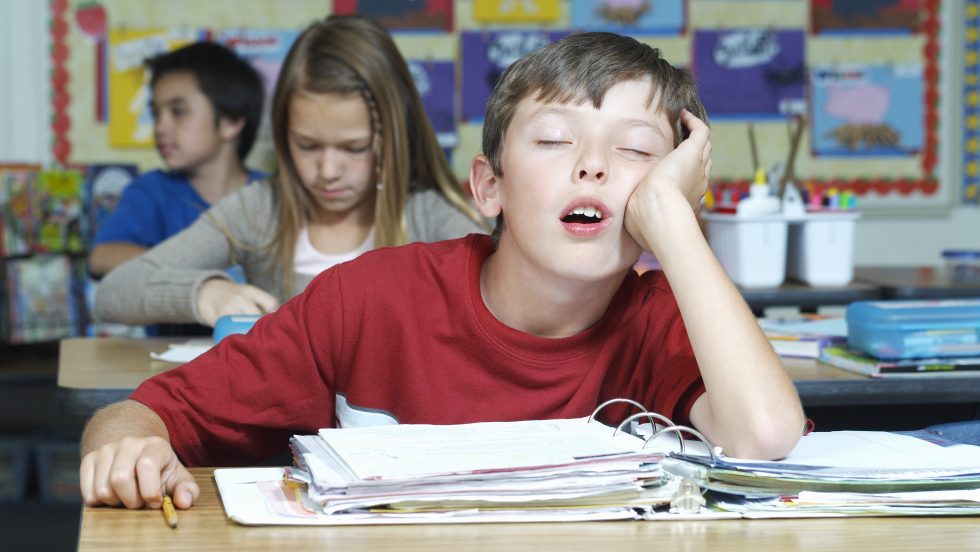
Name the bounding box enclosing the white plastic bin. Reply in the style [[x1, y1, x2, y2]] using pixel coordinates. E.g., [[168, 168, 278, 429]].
[[786, 212, 860, 287], [702, 213, 789, 288]]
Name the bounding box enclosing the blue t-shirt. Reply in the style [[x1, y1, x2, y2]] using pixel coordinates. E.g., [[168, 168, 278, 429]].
[[92, 168, 266, 247]]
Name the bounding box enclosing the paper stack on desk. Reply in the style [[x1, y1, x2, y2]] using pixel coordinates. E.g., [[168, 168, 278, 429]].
[[671, 430, 980, 518], [214, 420, 980, 525], [286, 418, 679, 521]]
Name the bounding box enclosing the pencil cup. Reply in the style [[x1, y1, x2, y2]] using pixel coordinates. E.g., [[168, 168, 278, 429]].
[[786, 212, 860, 287], [701, 213, 789, 288]]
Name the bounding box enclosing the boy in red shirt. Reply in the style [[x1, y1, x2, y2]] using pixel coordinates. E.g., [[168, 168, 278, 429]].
[[79, 32, 804, 511]]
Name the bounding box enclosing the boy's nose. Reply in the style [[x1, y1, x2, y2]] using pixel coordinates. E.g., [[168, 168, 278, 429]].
[[153, 115, 171, 137], [575, 147, 607, 184]]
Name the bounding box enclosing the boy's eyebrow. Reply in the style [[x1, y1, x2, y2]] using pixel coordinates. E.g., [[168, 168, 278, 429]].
[[152, 97, 188, 109]]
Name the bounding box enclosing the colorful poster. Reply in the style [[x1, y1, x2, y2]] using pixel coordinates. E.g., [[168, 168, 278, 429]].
[[408, 60, 458, 149], [964, 0, 980, 204], [693, 29, 806, 119], [569, 0, 685, 34], [811, 0, 921, 35], [473, 0, 561, 24], [333, 0, 453, 32], [216, 30, 299, 104], [108, 28, 202, 148], [810, 64, 924, 156], [460, 30, 569, 122]]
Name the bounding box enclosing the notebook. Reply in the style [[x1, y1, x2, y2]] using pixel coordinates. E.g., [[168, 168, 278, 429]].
[[757, 314, 848, 358], [820, 346, 980, 378]]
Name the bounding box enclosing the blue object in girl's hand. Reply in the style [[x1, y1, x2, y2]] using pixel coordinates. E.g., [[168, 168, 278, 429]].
[[213, 314, 263, 343]]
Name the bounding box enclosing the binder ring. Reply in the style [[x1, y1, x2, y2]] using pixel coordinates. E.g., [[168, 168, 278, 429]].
[[614, 412, 684, 451], [587, 398, 648, 424], [644, 424, 720, 465]]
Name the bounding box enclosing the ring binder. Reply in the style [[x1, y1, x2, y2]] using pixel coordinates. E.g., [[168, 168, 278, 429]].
[[587, 398, 648, 423], [615, 412, 685, 452], [645, 425, 721, 465]]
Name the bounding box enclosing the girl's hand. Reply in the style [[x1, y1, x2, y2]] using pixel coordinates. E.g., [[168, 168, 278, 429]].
[[196, 279, 279, 327]]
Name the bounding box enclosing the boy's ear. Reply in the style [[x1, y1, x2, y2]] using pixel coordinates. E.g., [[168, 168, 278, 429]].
[[218, 115, 246, 142], [469, 154, 502, 218]]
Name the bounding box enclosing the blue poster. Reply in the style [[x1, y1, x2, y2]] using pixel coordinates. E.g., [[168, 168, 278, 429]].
[[693, 29, 806, 119], [810, 64, 924, 156], [460, 30, 569, 122], [569, 0, 685, 34], [407, 60, 457, 149]]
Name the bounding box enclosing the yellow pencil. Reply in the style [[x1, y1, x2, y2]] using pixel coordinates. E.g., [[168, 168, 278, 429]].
[[162, 495, 178, 529]]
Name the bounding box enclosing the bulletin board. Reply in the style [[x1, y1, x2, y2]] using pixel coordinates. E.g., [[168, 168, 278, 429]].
[[53, 0, 963, 213]]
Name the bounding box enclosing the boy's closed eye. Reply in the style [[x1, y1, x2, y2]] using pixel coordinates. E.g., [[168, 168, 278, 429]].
[[537, 140, 571, 147]]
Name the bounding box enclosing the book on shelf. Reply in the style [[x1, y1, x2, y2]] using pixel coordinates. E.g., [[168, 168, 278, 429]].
[[0, 164, 40, 256], [757, 313, 848, 358], [820, 345, 980, 378], [36, 168, 85, 254], [214, 399, 980, 525]]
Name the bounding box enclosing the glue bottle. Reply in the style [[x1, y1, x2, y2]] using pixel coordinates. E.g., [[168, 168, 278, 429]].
[[736, 168, 781, 216]]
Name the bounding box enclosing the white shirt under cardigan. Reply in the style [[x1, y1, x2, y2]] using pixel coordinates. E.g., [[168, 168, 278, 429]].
[[294, 226, 375, 276], [94, 180, 488, 326]]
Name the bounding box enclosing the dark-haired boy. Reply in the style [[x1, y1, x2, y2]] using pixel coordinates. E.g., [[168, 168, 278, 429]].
[[79, 32, 804, 511], [88, 42, 267, 277]]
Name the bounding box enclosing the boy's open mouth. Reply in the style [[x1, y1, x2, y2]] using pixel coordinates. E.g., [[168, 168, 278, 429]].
[[561, 206, 604, 224]]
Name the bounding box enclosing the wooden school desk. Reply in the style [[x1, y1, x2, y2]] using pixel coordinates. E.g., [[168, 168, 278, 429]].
[[77, 467, 980, 552], [855, 265, 980, 300], [739, 280, 880, 316], [58, 337, 980, 416]]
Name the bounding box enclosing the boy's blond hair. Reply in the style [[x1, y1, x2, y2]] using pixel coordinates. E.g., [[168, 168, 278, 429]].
[[482, 32, 708, 178]]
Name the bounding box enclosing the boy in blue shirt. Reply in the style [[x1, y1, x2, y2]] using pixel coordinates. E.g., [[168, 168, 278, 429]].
[[88, 42, 266, 278]]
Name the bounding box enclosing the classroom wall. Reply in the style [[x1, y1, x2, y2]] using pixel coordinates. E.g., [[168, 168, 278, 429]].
[[1, 0, 977, 267]]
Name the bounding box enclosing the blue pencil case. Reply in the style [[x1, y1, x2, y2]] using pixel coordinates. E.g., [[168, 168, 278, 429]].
[[213, 314, 263, 343], [847, 299, 980, 360]]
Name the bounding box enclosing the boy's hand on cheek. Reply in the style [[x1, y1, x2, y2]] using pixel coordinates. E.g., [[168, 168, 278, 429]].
[[625, 110, 712, 251]]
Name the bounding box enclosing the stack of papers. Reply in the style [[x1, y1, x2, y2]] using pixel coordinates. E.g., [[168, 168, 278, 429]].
[[674, 431, 980, 517], [292, 418, 675, 517], [217, 417, 686, 525]]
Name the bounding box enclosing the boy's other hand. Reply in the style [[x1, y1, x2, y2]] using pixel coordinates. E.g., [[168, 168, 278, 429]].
[[625, 109, 712, 252], [197, 279, 279, 327], [79, 436, 199, 510]]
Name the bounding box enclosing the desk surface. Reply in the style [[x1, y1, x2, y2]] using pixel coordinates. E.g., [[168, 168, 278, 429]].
[[77, 467, 980, 552], [855, 266, 980, 299], [739, 280, 880, 315], [58, 338, 980, 416]]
